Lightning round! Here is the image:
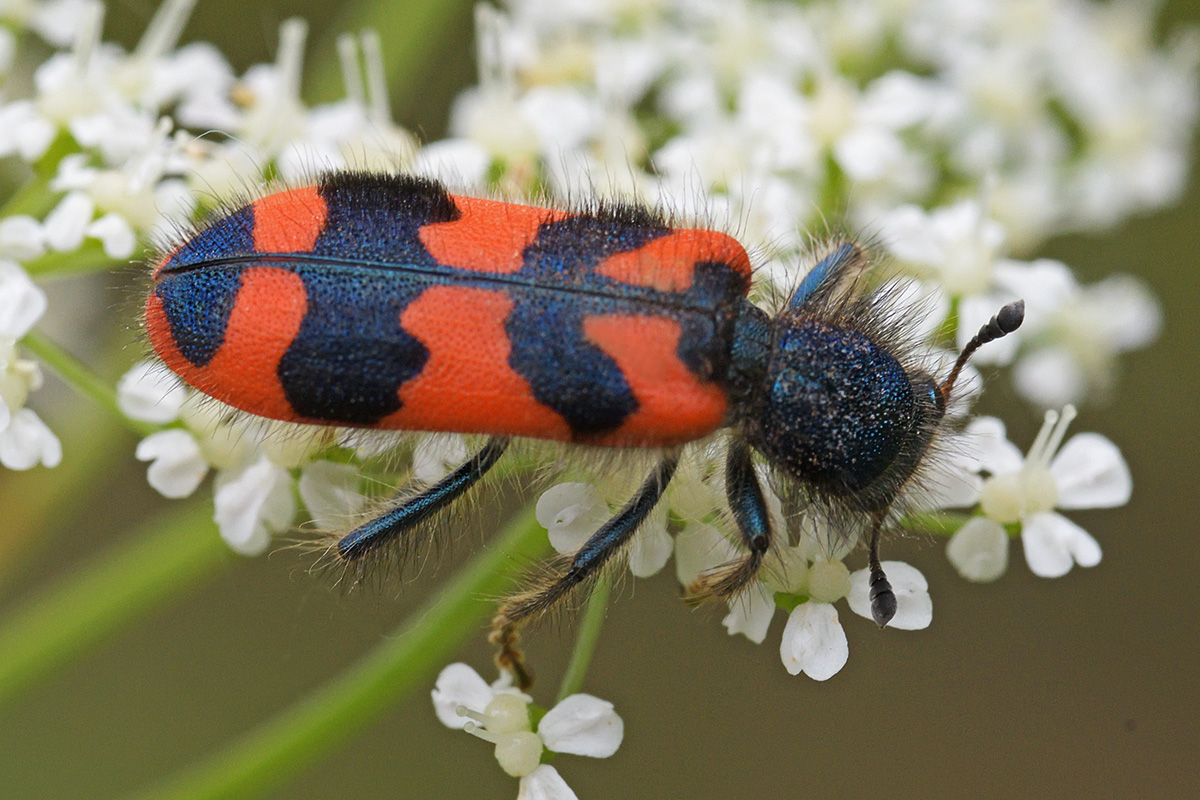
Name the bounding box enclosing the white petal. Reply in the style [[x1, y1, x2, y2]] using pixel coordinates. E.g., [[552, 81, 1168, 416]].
[[880, 204, 943, 265], [412, 138, 492, 185], [258, 464, 299, 532], [411, 434, 469, 483], [834, 126, 904, 181], [721, 579, 775, 644], [1022, 512, 1101, 578], [673, 521, 737, 587], [136, 429, 208, 498], [212, 457, 293, 555], [921, 454, 982, 508], [85, 213, 137, 259], [1050, 433, 1131, 509], [536, 483, 610, 555], [993, 259, 1078, 320], [117, 360, 186, 423], [12, 112, 55, 161], [1087, 274, 1161, 350], [0, 407, 60, 469], [779, 602, 848, 680], [946, 518, 1010, 582], [964, 416, 1024, 474], [298, 460, 363, 530], [0, 262, 47, 338], [538, 694, 623, 757], [518, 765, 578, 800], [847, 561, 932, 630], [431, 662, 494, 730], [42, 191, 94, 252], [1013, 348, 1086, 408], [627, 510, 672, 578], [0, 216, 46, 262]]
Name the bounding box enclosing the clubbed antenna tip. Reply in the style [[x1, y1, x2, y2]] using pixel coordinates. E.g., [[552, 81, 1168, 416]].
[[941, 299, 1026, 399], [994, 300, 1025, 337]]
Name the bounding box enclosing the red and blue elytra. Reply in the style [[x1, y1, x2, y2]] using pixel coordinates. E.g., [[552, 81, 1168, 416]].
[[146, 171, 1022, 687]]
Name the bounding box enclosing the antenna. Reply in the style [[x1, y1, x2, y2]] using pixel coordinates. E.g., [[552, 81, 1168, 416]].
[[940, 300, 1025, 399]]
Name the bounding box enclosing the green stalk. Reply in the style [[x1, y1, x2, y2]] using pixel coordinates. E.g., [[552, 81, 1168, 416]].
[[126, 506, 548, 800], [556, 574, 611, 703], [0, 501, 224, 706], [306, 0, 475, 106], [0, 176, 59, 219], [24, 242, 133, 278], [899, 510, 973, 538], [21, 329, 155, 436], [0, 401, 131, 594]]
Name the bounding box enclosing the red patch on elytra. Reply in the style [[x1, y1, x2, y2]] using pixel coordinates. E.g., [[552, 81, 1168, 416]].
[[252, 187, 326, 253], [383, 286, 571, 439], [418, 195, 570, 273], [583, 314, 727, 446], [593, 229, 752, 292], [146, 268, 308, 422]]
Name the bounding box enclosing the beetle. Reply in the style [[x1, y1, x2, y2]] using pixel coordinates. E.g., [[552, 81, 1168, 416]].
[[146, 171, 1022, 687]]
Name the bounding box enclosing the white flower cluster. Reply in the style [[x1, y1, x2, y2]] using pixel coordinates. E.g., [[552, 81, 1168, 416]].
[[535, 402, 1130, 682], [465, 0, 1162, 681], [117, 360, 367, 554], [432, 0, 1182, 409], [432, 663, 624, 800], [0, 0, 428, 532], [0, 1, 1182, 795], [0, 259, 59, 468]]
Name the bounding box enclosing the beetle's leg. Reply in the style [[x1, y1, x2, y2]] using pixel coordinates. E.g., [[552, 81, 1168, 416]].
[[491, 455, 679, 689], [867, 512, 897, 627], [684, 437, 773, 603], [335, 436, 510, 562]]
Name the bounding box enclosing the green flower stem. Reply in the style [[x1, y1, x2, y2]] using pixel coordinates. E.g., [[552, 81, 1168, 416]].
[[0, 401, 131, 593], [900, 510, 973, 538], [556, 574, 611, 703], [24, 241, 136, 278], [0, 176, 59, 219], [0, 501, 224, 707], [127, 506, 548, 800], [21, 329, 154, 437], [306, 0, 475, 106]]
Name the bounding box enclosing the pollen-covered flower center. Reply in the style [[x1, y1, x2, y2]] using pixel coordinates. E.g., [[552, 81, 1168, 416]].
[[978, 405, 1076, 524], [458, 693, 543, 778], [979, 467, 1058, 524]]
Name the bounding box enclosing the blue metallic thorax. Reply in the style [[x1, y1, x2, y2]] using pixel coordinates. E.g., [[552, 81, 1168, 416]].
[[744, 318, 921, 501]]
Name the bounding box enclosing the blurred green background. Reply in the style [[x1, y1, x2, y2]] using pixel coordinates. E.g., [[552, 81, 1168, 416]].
[[1, 1, 1199, 798]]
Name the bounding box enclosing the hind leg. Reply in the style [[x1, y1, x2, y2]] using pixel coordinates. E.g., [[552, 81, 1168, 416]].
[[491, 456, 678, 689], [336, 436, 510, 563]]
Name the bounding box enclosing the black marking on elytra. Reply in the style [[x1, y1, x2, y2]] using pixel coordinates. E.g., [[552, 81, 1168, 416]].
[[314, 172, 459, 264], [504, 215, 746, 437], [505, 292, 638, 436], [275, 174, 461, 424], [154, 268, 244, 367], [278, 266, 431, 424], [520, 211, 671, 281]]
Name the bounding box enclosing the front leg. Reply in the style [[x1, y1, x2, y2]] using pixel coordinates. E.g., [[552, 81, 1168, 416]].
[[685, 436, 774, 603]]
